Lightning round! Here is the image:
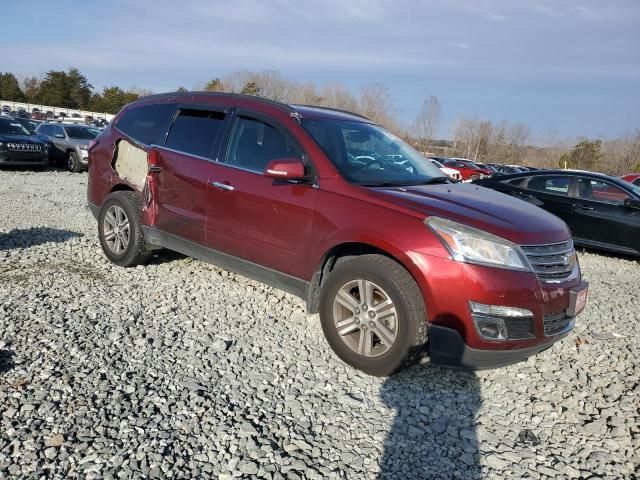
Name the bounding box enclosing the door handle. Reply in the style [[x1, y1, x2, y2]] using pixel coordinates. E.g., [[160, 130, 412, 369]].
[[575, 204, 594, 211], [211, 181, 234, 192], [148, 165, 162, 173]]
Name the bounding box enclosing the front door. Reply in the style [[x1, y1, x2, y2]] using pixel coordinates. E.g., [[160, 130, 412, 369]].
[[205, 113, 317, 279], [572, 177, 640, 252]]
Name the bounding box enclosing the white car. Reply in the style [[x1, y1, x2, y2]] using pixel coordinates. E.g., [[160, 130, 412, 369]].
[[430, 159, 462, 182]]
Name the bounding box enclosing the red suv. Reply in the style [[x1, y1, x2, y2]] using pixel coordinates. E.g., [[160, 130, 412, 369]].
[[440, 158, 493, 181], [87, 92, 588, 376]]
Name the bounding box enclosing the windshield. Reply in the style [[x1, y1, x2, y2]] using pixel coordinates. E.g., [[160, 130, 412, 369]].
[[14, 118, 38, 133], [64, 126, 98, 139], [0, 119, 30, 136], [303, 119, 445, 186]]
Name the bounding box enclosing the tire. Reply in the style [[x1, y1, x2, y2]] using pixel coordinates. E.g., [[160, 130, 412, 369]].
[[319, 254, 428, 376], [67, 151, 82, 173], [98, 191, 151, 267]]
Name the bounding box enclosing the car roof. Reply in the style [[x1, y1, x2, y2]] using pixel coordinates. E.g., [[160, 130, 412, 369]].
[[487, 168, 634, 185], [134, 91, 371, 123]]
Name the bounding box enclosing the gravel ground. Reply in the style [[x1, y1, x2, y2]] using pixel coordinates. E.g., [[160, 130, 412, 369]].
[[0, 169, 638, 480]]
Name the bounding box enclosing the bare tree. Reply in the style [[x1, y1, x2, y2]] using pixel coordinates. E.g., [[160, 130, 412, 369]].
[[358, 82, 396, 130], [453, 117, 492, 161], [415, 96, 441, 144]]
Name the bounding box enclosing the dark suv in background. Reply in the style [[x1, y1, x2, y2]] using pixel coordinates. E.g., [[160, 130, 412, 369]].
[[87, 92, 588, 376], [0, 117, 49, 168]]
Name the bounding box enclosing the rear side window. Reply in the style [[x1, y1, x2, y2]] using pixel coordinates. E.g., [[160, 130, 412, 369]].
[[526, 175, 571, 196], [116, 103, 176, 145], [165, 109, 225, 158]]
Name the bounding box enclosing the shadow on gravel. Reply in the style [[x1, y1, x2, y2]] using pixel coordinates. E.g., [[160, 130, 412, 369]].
[[146, 249, 187, 265], [0, 227, 83, 251], [379, 364, 480, 479], [0, 350, 14, 374]]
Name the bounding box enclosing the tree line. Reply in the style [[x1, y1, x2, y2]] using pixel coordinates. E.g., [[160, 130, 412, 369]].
[[1, 68, 638, 174]]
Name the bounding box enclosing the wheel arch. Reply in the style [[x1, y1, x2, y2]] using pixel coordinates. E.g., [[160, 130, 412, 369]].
[[306, 240, 429, 314]]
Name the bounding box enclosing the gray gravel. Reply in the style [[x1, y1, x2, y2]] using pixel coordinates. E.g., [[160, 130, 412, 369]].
[[0, 169, 638, 479]]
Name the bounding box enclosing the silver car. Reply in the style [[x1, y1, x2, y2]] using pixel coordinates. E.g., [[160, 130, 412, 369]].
[[35, 123, 98, 172]]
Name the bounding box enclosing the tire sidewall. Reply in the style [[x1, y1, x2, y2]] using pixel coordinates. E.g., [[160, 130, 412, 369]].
[[98, 193, 142, 267], [67, 152, 78, 172], [319, 260, 419, 376]]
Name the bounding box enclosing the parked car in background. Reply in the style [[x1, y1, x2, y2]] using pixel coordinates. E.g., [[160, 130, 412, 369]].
[[36, 122, 98, 172], [493, 165, 524, 175], [429, 158, 462, 181], [438, 158, 493, 181], [87, 92, 587, 375], [621, 173, 640, 186], [0, 117, 49, 168], [476, 170, 640, 256]]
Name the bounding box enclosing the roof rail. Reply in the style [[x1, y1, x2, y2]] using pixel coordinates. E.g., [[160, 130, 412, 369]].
[[291, 104, 370, 120], [137, 91, 296, 114]]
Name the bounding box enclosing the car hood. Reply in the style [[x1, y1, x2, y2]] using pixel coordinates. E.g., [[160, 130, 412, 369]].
[[0, 134, 46, 144], [369, 183, 570, 245]]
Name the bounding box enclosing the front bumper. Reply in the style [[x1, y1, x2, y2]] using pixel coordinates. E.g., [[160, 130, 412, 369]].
[[0, 152, 48, 166], [406, 251, 586, 369], [428, 324, 572, 369]]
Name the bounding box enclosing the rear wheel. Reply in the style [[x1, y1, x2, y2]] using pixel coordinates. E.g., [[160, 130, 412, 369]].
[[98, 191, 151, 267], [319, 254, 428, 376]]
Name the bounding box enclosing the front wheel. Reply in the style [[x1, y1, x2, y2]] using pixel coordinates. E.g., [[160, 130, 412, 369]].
[[98, 191, 151, 267], [66, 152, 82, 172], [319, 254, 428, 376]]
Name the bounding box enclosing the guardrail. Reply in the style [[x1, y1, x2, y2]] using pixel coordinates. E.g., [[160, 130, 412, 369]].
[[0, 100, 115, 121]]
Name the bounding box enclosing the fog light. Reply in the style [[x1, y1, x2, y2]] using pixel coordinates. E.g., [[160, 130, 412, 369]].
[[474, 316, 509, 340], [469, 302, 534, 341]]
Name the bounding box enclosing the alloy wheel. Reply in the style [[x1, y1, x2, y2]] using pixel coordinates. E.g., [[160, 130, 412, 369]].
[[332, 279, 398, 357], [102, 205, 130, 255]]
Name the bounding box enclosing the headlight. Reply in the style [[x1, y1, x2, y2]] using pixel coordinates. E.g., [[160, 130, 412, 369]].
[[425, 217, 530, 271], [79, 144, 88, 150]]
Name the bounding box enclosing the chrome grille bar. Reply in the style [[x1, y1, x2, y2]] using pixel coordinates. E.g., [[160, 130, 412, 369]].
[[520, 240, 577, 283]]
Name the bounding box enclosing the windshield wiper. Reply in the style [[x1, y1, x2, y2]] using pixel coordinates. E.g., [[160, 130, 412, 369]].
[[416, 177, 450, 185]]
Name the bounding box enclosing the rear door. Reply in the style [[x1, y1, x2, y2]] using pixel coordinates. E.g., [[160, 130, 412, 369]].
[[517, 174, 578, 229], [151, 107, 228, 244], [205, 111, 317, 279], [573, 177, 640, 252]]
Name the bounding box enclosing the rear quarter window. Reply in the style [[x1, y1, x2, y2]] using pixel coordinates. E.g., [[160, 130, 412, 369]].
[[116, 103, 177, 145]]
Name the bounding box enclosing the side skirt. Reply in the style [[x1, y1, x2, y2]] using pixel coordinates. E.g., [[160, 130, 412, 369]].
[[142, 227, 310, 301], [573, 237, 639, 256]]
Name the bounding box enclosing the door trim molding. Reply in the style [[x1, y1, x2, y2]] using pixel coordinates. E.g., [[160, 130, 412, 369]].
[[142, 227, 310, 299]]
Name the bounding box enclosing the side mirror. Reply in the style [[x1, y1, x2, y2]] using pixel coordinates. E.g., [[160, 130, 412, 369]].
[[263, 157, 307, 180], [624, 197, 640, 209]]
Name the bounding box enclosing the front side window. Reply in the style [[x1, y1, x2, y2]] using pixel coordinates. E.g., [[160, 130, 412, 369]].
[[526, 175, 571, 196], [165, 109, 225, 158], [578, 178, 630, 205], [225, 117, 303, 173], [303, 119, 444, 186], [116, 103, 177, 145]]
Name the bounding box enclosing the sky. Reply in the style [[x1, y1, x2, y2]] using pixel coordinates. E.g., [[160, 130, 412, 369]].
[[1, 0, 639, 140]]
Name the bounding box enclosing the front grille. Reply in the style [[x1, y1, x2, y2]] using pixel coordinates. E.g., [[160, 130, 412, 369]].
[[520, 240, 577, 283], [544, 311, 573, 336], [6, 143, 42, 152]]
